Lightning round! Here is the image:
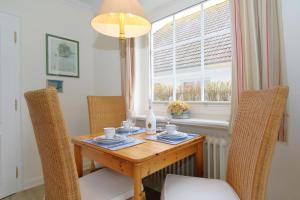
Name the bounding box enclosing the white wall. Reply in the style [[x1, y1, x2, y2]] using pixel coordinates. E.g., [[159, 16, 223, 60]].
[[134, 35, 150, 115], [93, 34, 122, 96], [267, 0, 300, 199], [0, 0, 95, 189]]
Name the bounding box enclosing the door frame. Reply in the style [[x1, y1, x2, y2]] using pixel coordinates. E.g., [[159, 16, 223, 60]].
[[0, 12, 23, 197]]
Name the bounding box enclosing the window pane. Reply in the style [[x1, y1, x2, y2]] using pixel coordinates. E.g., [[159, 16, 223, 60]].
[[204, 66, 231, 101], [174, 5, 202, 102], [176, 79, 202, 101], [205, 80, 231, 101], [152, 17, 174, 101], [176, 41, 201, 70], [175, 4, 201, 74], [203, 0, 232, 102], [175, 5, 201, 42], [204, 33, 231, 66], [153, 78, 173, 101], [152, 16, 173, 49], [175, 40, 202, 101], [153, 48, 173, 76], [150, 0, 232, 103], [204, 0, 231, 35], [152, 17, 174, 78]]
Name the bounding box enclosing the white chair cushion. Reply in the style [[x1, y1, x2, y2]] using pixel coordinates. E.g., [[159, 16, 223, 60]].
[[80, 168, 134, 200], [162, 174, 240, 200]]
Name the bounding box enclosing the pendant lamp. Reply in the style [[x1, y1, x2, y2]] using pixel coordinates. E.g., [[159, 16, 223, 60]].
[[91, 0, 151, 39]]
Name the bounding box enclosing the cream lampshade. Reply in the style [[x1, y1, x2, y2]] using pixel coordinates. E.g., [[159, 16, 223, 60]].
[[91, 0, 151, 39]]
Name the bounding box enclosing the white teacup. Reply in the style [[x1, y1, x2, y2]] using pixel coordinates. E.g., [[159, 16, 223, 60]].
[[166, 124, 177, 135], [104, 127, 116, 139], [122, 121, 130, 129]]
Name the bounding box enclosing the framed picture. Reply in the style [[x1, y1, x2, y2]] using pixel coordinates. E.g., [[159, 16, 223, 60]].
[[47, 79, 64, 93], [46, 34, 79, 78]]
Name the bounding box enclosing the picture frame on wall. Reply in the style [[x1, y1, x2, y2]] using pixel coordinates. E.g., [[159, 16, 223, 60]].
[[47, 79, 64, 93], [46, 34, 79, 78]]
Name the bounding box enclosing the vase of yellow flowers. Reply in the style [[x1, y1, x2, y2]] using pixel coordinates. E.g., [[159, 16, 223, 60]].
[[168, 100, 191, 119]]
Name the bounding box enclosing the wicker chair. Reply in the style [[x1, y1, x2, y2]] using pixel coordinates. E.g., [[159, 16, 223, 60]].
[[87, 96, 126, 170], [87, 96, 126, 135], [162, 86, 289, 200], [25, 88, 135, 200]]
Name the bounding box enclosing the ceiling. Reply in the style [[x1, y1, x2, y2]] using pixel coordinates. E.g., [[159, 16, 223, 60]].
[[76, 0, 174, 17], [77, 0, 149, 7], [76, 0, 167, 10], [77, 0, 100, 7]]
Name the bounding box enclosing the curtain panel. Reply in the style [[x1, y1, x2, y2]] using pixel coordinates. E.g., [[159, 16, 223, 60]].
[[120, 38, 136, 115], [231, 0, 287, 141]]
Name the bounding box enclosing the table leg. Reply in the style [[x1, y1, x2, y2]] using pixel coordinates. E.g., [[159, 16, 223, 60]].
[[195, 142, 204, 177], [133, 165, 143, 200], [74, 144, 83, 177]]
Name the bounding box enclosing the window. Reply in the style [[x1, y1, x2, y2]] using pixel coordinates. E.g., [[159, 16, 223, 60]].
[[151, 0, 232, 103]]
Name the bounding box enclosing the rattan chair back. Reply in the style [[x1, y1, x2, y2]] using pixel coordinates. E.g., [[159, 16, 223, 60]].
[[25, 88, 81, 200], [87, 96, 126, 135], [227, 86, 289, 200]]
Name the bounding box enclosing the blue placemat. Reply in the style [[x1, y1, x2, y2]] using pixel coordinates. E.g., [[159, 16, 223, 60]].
[[117, 128, 146, 136], [146, 133, 198, 145], [83, 137, 146, 151]]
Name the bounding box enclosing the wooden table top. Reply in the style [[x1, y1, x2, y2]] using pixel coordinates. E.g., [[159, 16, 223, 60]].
[[72, 132, 205, 163]]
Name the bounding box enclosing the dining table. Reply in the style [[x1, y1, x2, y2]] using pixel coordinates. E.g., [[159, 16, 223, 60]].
[[72, 132, 205, 200]]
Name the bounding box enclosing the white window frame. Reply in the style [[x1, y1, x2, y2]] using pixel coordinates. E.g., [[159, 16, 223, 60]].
[[150, 0, 232, 105]]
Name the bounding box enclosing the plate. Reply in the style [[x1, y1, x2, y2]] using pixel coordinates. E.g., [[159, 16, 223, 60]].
[[93, 136, 126, 145], [116, 127, 140, 133], [158, 132, 188, 140]]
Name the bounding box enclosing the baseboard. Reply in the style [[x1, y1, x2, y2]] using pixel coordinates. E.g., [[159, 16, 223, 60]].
[[22, 160, 92, 191], [23, 176, 44, 190]]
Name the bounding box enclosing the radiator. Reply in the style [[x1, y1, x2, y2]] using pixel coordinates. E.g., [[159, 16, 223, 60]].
[[143, 155, 196, 191], [204, 136, 228, 180], [143, 136, 229, 191]]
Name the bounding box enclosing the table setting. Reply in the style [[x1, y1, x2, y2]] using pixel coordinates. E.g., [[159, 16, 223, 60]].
[[145, 124, 198, 145], [83, 127, 146, 151], [82, 106, 198, 151], [83, 119, 198, 150]]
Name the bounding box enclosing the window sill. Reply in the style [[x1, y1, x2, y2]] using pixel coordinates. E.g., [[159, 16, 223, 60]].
[[152, 101, 231, 105], [136, 115, 229, 130]]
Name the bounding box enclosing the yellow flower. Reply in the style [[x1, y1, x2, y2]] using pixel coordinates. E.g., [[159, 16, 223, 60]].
[[168, 101, 190, 115]]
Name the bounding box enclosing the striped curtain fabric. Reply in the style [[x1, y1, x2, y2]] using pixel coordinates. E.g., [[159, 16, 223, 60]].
[[120, 38, 135, 114], [231, 0, 287, 141]]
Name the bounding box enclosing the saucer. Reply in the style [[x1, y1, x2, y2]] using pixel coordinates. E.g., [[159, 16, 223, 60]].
[[116, 127, 140, 133], [158, 132, 188, 140], [93, 135, 126, 145]]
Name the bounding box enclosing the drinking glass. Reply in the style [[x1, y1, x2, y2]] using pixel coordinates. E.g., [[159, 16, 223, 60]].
[[165, 111, 172, 125], [118, 121, 130, 139], [127, 109, 136, 134]]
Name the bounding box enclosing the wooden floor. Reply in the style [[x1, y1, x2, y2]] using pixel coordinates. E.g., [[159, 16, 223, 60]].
[[2, 185, 44, 200], [1, 185, 160, 200]]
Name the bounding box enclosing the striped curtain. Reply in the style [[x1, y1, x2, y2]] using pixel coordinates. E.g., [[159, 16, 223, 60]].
[[231, 0, 287, 141], [120, 38, 135, 114]]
